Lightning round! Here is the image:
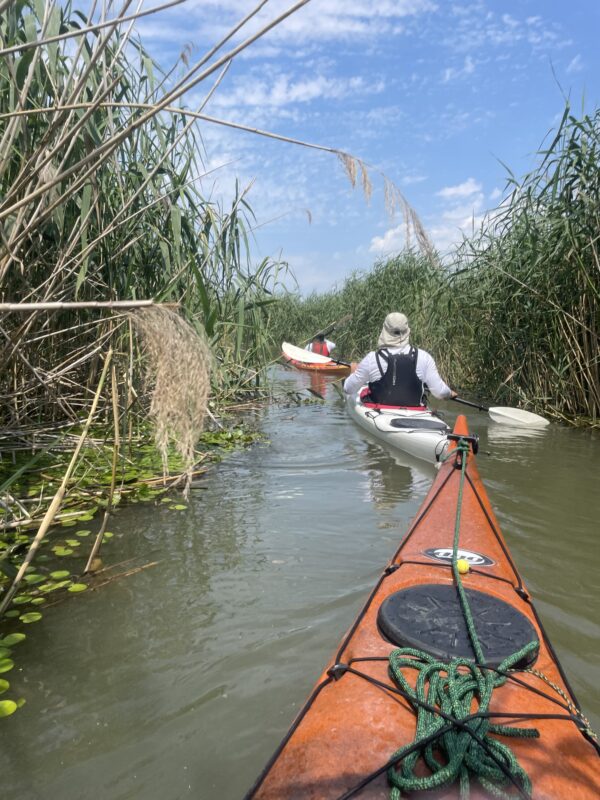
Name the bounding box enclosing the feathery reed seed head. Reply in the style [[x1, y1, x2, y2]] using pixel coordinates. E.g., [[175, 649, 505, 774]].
[[131, 308, 212, 490]]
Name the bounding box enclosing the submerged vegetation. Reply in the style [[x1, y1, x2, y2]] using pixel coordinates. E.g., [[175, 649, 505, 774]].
[[271, 106, 600, 425]]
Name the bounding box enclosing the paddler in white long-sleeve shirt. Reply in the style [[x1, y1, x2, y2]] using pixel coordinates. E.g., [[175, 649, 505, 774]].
[[343, 312, 457, 406]]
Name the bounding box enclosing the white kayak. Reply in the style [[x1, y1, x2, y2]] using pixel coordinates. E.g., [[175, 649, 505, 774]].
[[345, 388, 450, 464]]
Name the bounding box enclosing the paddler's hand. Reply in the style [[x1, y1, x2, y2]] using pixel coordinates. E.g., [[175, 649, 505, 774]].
[[450, 390, 458, 399], [350, 362, 359, 373]]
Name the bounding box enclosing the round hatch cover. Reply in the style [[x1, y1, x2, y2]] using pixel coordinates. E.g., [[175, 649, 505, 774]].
[[378, 584, 538, 668]]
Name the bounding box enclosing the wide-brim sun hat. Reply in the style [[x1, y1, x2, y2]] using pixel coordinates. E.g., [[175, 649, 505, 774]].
[[378, 312, 411, 348]]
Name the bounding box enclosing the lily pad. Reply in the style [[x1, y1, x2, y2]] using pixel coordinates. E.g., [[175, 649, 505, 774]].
[[31, 598, 46, 606], [19, 612, 42, 624], [76, 530, 91, 537], [4, 610, 19, 619], [0, 634, 25, 647], [67, 583, 87, 593], [173, 505, 187, 511], [23, 574, 45, 585], [0, 648, 11, 659], [54, 547, 73, 557], [50, 571, 70, 579], [65, 540, 81, 547], [103, 532, 113, 539], [0, 699, 17, 717], [12, 595, 32, 605], [61, 520, 77, 527], [16, 697, 26, 708], [0, 679, 9, 694], [38, 582, 58, 592], [0, 658, 14, 673]]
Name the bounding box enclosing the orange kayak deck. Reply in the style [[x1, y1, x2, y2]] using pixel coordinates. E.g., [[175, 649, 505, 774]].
[[246, 416, 599, 799], [283, 354, 351, 376]]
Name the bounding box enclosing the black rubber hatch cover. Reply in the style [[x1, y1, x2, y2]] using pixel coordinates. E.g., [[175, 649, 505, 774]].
[[378, 584, 539, 668], [389, 418, 448, 432]]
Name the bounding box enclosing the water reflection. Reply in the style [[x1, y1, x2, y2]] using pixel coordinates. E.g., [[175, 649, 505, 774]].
[[340, 434, 434, 509], [487, 422, 548, 443], [484, 420, 550, 466], [309, 371, 328, 398]]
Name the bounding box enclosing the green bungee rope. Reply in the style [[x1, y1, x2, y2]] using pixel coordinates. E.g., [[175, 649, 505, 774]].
[[387, 439, 539, 800]]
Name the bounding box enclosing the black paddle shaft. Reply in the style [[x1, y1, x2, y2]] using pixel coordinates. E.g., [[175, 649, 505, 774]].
[[452, 396, 490, 413], [329, 356, 351, 367]]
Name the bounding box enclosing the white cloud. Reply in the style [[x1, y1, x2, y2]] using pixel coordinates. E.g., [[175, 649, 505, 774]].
[[427, 177, 487, 253], [442, 55, 476, 82], [140, 0, 440, 50], [436, 177, 482, 199], [489, 187, 502, 201], [402, 174, 427, 186], [445, 6, 570, 54], [566, 54, 583, 74], [209, 73, 384, 110], [369, 224, 405, 254]]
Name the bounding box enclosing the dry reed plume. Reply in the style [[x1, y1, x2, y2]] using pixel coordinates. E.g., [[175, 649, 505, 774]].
[[131, 308, 212, 495]]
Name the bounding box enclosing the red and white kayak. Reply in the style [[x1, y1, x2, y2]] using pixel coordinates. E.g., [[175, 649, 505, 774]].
[[346, 386, 449, 464], [281, 342, 351, 376]]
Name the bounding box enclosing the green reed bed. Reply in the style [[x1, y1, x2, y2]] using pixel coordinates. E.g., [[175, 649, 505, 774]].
[[0, 0, 302, 718]]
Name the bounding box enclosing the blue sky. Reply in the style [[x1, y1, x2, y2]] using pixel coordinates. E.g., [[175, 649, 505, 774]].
[[136, 1, 600, 292]]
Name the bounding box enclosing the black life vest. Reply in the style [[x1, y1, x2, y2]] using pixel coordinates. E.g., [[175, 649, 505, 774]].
[[312, 340, 330, 357], [367, 346, 424, 406]]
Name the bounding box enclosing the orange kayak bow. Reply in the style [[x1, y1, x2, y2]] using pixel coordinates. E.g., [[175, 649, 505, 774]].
[[246, 415, 599, 799]]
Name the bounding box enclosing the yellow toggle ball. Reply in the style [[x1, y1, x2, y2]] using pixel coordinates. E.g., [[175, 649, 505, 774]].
[[456, 559, 470, 574]]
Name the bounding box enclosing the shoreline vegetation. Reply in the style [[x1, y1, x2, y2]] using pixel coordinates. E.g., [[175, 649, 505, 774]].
[[0, 0, 598, 720], [270, 107, 600, 428], [0, 0, 352, 718], [1, 0, 421, 718]]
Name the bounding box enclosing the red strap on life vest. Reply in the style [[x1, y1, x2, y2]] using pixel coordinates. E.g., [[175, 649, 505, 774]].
[[359, 387, 426, 411]]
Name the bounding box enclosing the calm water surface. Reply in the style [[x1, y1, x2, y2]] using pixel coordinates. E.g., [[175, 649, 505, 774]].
[[2, 368, 599, 799]]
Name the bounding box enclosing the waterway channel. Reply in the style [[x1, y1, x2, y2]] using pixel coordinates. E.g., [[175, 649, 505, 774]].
[[2, 368, 599, 799]]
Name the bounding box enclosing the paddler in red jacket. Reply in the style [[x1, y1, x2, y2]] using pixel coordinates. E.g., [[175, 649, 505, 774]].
[[305, 334, 336, 358]]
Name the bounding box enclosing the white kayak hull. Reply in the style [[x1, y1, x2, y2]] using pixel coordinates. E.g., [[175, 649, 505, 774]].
[[345, 389, 450, 464]]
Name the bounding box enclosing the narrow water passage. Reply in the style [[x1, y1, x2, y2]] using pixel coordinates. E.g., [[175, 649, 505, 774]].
[[2, 369, 599, 800]]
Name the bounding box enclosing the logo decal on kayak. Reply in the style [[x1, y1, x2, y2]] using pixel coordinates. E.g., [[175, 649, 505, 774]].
[[423, 548, 495, 567]]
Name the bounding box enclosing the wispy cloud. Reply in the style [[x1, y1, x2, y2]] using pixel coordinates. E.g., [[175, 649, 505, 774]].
[[445, 5, 570, 53], [436, 177, 482, 199], [209, 73, 384, 110], [137, 0, 440, 50], [442, 55, 476, 82], [402, 174, 428, 186], [566, 54, 584, 74]]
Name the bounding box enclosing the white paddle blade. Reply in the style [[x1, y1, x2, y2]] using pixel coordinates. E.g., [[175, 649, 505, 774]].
[[281, 341, 332, 364], [488, 406, 549, 428]]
